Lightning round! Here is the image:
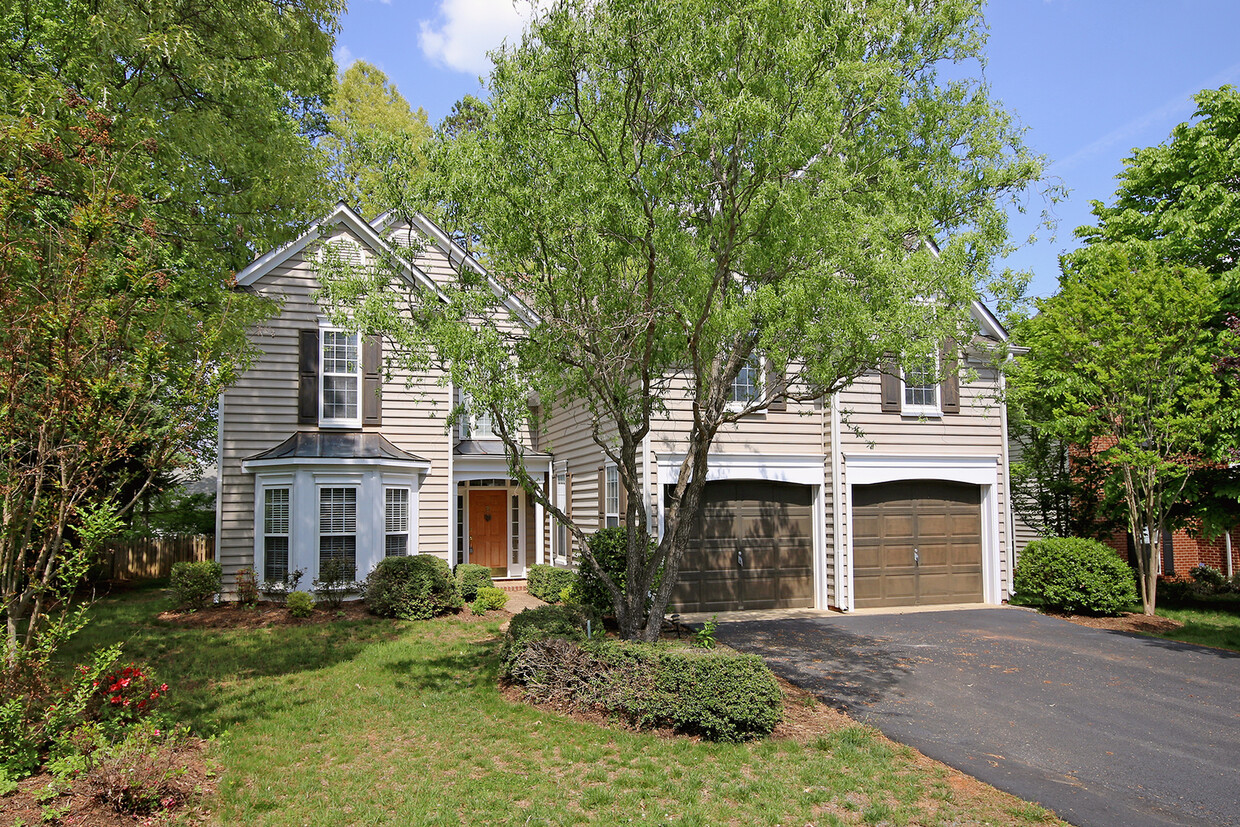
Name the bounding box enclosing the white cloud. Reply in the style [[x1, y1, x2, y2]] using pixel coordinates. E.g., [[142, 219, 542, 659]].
[[333, 44, 355, 71], [419, 0, 536, 76]]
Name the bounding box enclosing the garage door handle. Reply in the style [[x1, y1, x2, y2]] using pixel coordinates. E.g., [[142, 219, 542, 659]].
[[737, 549, 744, 569], [914, 548, 919, 566]]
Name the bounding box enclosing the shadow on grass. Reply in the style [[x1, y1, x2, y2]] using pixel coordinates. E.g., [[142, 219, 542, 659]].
[[381, 636, 501, 694], [716, 619, 911, 711]]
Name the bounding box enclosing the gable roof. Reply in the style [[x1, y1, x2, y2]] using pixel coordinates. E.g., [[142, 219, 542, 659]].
[[371, 210, 539, 327], [234, 202, 447, 302]]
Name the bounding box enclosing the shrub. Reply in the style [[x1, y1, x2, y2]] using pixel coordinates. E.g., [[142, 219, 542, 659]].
[[82, 723, 202, 816], [234, 567, 259, 606], [455, 563, 493, 601], [313, 558, 357, 610], [470, 586, 509, 615], [499, 604, 593, 672], [1013, 537, 1137, 616], [578, 527, 660, 618], [169, 561, 221, 611], [1189, 564, 1228, 591], [526, 564, 578, 603], [286, 591, 315, 618], [507, 636, 781, 742], [363, 554, 462, 620]]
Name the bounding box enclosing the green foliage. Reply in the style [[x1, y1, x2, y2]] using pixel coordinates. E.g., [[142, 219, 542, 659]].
[[691, 616, 719, 650], [454, 564, 493, 602], [1009, 247, 1232, 614], [0, 0, 337, 663], [507, 636, 782, 742], [525, 565, 578, 604], [1014, 538, 1138, 616], [499, 605, 593, 673], [1190, 565, 1229, 591], [313, 558, 357, 611], [578, 527, 660, 619], [286, 591, 315, 618], [235, 567, 260, 607], [470, 586, 509, 615], [169, 562, 222, 612], [326, 0, 1046, 641], [362, 555, 462, 620], [318, 60, 433, 219]]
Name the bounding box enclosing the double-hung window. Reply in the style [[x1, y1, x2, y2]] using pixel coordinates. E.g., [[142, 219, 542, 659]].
[[555, 473, 568, 562], [728, 354, 761, 410], [385, 488, 410, 556], [902, 358, 940, 417], [459, 393, 496, 440], [319, 487, 358, 579], [321, 330, 361, 426], [263, 488, 290, 582]]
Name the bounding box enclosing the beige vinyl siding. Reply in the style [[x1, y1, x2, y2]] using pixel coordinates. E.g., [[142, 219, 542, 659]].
[[837, 354, 1013, 602]]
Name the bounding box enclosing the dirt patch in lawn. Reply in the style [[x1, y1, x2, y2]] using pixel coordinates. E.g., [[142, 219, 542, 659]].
[[1047, 610, 1184, 634], [157, 600, 508, 630], [0, 737, 214, 827]]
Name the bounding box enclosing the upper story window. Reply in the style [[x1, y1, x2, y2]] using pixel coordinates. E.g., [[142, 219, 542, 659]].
[[728, 354, 761, 409], [459, 393, 497, 440], [902, 359, 940, 416], [321, 330, 361, 426]]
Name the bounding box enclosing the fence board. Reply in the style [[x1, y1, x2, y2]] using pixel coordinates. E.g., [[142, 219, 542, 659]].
[[103, 535, 212, 580]]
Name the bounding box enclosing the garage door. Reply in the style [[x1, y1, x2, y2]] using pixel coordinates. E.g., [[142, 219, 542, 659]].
[[669, 481, 814, 613], [852, 481, 983, 608]]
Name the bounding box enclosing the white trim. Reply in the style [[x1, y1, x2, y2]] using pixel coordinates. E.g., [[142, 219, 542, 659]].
[[841, 454, 1004, 610], [829, 393, 845, 610], [453, 453, 552, 477], [235, 202, 446, 302], [447, 379, 455, 561], [214, 397, 224, 564], [999, 371, 1016, 598], [656, 453, 825, 487], [242, 456, 431, 474]]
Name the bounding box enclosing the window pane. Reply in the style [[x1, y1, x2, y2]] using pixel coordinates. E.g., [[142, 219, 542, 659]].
[[264, 537, 289, 582], [385, 489, 409, 533], [605, 466, 620, 516], [319, 535, 357, 579], [320, 488, 357, 534], [322, 375, 358, 420], [322, 331, 358, 374], [731, 355, 760, 403], [904, 363, 937, 408], [264, 488, 289, 535], [385, 535, 408, 557]]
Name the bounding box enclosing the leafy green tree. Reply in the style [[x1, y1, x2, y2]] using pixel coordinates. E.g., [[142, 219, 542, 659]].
[[1010, 246, 1231, 615], [324, 0, 1045, 640], [0, 0, 338, 666], [439, 95, 489, 139], [318, 61, 434, 219]]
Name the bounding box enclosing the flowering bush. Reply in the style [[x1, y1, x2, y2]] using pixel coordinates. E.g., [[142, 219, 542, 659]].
[[93, 665, 168, 726]]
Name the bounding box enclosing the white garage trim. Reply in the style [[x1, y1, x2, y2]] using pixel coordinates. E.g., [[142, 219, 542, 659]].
[[842, 454, 1003, 612], [656, 454, 828, 609]]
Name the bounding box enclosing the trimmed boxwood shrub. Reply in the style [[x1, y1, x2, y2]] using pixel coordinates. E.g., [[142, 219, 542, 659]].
[[455, 563, 493, 601], [577, 527, 660, 619], [1013, 537, 1137, 616], [363, 554, 463, 620], [169, 561, 222, 611], [472, 586, 509, 613], [526, 564, 578, 603], [506, 635, 782, 742]]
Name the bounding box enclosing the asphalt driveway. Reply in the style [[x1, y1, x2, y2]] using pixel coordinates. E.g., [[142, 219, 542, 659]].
[[715, 608, 1240, 827]]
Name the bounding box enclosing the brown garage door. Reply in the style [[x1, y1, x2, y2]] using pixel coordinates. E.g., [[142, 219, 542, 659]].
[[852, 481, 983, 608], [669, 481, 814, 613]]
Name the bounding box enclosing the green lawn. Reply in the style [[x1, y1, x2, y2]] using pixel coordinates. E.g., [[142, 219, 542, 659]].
[[1153, 605, 1240, 652], [57, 586, 1061, 826]]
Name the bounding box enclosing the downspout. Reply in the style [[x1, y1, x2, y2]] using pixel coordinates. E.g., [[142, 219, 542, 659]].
[[999, 370, 1016, 601], [1227, 531, 1234, 578], [830, 392, 847, 611]]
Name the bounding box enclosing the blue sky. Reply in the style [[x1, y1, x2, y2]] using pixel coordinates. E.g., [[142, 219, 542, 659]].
[[335, 0, 1240, 300]]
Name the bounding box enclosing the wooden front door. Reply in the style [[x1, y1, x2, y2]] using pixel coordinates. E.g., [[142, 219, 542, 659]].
[[469, 490, 508, 577]]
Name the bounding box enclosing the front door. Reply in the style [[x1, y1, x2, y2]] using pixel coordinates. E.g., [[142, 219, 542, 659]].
[[469, 490, 508, 577]]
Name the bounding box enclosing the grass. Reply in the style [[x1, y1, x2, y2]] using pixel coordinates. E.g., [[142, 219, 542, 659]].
[[55, 584, 1061, 826], [1153, 605, 1240, 651]]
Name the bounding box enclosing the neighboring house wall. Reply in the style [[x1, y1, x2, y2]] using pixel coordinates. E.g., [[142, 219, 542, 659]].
[[1102, 524, 1237, 578]]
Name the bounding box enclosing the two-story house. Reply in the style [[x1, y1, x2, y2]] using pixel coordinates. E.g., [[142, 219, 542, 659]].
[[217, 203, 1019, 613]]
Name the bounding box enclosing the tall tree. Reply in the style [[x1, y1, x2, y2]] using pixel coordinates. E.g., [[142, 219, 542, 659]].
[[318, 61, 434, 219], [439, 94, 489, 139], [0, 0, 338, 664], [325, 0, 1045, 640], [1009, 246, 1231, 615]]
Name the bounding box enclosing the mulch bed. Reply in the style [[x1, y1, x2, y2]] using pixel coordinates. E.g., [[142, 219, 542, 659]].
[[0, 738, 214, 827], [156, 600, 505, 629], [1045, 610, 1184, 634]]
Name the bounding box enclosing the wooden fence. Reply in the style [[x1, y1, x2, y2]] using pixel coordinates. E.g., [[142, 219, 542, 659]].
[[101, 534, 213, 580]]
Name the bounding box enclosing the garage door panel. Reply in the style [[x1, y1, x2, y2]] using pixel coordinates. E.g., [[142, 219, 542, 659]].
[[853, 481, 984, 609], [669, 481, 815, 613]]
